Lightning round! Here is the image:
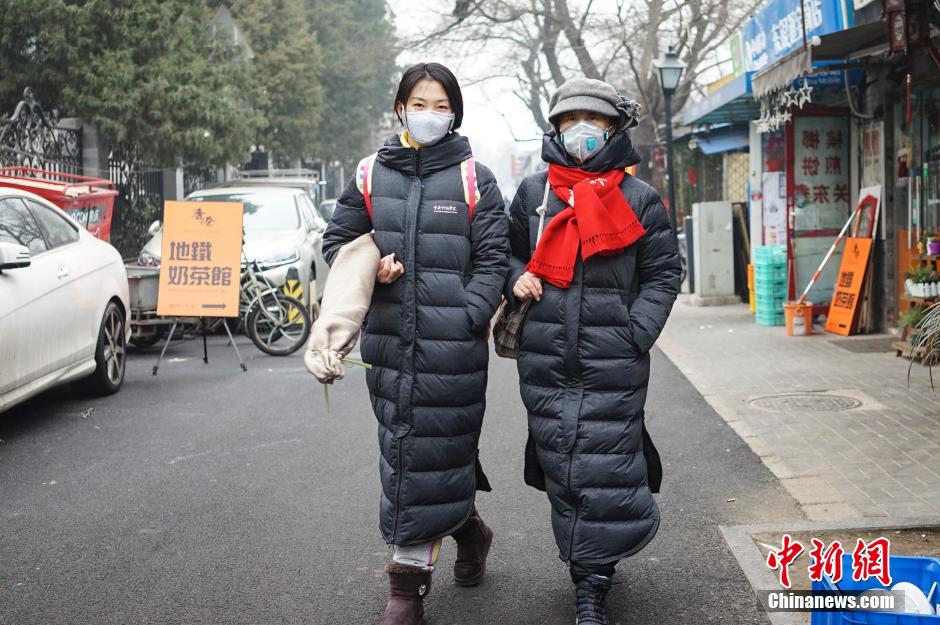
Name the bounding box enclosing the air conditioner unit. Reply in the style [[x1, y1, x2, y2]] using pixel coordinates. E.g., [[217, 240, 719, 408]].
[[691, 201, 739, 305]]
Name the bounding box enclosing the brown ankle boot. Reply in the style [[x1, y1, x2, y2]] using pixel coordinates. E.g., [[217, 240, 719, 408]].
[[451, 507, 494, 586], [379, 563, 431, 625]]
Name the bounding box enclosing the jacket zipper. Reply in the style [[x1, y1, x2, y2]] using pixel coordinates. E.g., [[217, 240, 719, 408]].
[[566, 264, 584, 561], [393, 148, 422, 542]]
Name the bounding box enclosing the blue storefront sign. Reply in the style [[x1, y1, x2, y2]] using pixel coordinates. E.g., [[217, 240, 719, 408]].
[[742, 0, 853, 73]]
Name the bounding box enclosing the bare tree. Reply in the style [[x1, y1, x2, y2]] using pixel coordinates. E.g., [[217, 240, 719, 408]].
[[409, 0, 762, 151]]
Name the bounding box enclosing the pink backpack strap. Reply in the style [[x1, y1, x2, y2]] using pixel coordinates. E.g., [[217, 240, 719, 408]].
[[355, 153, 378, 221], [460, 157, 480, 222]]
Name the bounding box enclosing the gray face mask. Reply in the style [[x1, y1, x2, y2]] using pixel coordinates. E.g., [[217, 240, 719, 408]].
[[560, 120, 610, 162], [403, 110, 455, 146]]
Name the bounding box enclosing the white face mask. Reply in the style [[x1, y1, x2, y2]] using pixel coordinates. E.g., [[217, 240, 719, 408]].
[[403, 110, 455, 146], [560, 120, 610, 162]]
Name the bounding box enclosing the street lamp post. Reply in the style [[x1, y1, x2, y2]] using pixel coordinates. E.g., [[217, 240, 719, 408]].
[[653, 46, 687, 235]]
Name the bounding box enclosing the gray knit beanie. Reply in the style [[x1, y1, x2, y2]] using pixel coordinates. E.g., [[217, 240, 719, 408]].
[[547, 77, 641, 131]]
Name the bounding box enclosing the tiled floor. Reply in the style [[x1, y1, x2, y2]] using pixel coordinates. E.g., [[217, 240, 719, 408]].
[[657, 300, 940, 521]]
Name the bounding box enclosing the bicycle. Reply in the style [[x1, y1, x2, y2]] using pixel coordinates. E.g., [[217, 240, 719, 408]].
[[237, 255, 311, 356]]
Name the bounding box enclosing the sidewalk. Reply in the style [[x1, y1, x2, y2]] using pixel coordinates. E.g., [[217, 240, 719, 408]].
[[658, 299, 940, 522]]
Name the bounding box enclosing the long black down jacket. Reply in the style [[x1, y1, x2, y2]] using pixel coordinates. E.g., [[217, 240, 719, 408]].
[[322, 133, 509, 547], [507, 131, 681, 564]]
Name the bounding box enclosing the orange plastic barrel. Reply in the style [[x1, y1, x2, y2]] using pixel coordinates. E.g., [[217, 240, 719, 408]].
[[783, 301, 813, 336]]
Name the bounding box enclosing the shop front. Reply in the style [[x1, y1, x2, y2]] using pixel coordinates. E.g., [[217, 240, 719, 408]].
[[743, 0, 858, 315], [892, 79, 940, 347]]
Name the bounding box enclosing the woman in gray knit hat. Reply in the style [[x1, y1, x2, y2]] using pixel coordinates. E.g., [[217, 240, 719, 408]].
[[504, 76, 680, 625]]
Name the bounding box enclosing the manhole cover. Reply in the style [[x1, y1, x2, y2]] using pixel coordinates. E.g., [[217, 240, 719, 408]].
[[747, 393, 863, 412]]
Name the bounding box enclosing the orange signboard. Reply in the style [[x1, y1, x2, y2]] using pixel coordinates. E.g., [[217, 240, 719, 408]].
[[825, 237, 872, 336], [156, 201, 243, 318]]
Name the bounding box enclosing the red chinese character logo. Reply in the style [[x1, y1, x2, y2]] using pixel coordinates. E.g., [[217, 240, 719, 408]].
[[802, 130, 820, 150], [802, 157, 819, 177], [826, 130, 843, 150], [767, 534, 805, 589], [852, 538, 892, 586], [834, 183, 850, 204], [808, 539, 845, 583], [825, 156, 842, 175]]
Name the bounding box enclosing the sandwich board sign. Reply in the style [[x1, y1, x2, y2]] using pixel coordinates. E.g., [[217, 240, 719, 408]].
[[156, 201, 243, 318], [825, 237, 872, 336]]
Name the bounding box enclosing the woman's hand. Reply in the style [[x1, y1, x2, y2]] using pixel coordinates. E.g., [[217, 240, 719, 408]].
[[377, 253, 405, 284], [513, 272, 543, 302]]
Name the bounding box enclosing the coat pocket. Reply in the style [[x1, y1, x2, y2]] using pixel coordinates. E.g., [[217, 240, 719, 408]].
[[619, 293, 642, 353]]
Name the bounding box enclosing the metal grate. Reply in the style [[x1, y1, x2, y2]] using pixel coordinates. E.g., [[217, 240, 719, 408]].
[[747, 393, 863, 412], [724, 151, 749, 202]]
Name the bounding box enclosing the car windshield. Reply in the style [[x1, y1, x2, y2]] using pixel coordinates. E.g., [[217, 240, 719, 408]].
[[189, 192, 300, 231]]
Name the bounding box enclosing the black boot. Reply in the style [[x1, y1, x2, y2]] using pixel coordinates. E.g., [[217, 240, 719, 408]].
[[451, 507, 494, 586], [379, 563, 431, 625], [575, 574, 613, 625]]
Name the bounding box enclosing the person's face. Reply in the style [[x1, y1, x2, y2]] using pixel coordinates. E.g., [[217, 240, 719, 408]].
[[398, 78, 452, 119], [557, 110, 614, 133]]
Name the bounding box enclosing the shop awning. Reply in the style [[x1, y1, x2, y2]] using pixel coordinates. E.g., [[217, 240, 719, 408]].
[[680, 72, 760, 126], [751, 22, 887, 97], [813, 21, 886, 61], [696, 129, 750, 155], [752, 47, 812, 98]]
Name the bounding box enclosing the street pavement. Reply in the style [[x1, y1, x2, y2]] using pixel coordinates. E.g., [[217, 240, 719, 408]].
[[1, 333, 802, 625], [658, 300, 940, 521]]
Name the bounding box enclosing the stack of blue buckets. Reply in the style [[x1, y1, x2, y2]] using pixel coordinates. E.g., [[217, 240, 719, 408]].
[[754, 245, 788, 326]]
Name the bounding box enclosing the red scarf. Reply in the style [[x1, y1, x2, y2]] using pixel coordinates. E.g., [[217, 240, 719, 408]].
[[526, 164, 646, 288]]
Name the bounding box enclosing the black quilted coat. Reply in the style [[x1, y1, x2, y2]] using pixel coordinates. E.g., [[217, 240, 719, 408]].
[[322, 133, 509, 547], [507, 131, 680, 564]]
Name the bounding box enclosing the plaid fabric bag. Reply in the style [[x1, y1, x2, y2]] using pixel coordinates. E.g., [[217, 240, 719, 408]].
[[493, 179, 551, 360], [493, 298, 531, 359]]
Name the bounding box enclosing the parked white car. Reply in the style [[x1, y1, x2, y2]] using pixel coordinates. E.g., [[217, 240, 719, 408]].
[[0, 189, 131, 413], [138, 186, 328, 315]]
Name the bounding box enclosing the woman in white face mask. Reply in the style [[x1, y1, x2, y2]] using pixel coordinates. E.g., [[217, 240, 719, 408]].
[[321, 63, 510, 625]]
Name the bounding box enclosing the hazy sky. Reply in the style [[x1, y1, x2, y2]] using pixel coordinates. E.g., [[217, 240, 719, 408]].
[[387, 1, 730, 193], [390, 1, 545, 194]]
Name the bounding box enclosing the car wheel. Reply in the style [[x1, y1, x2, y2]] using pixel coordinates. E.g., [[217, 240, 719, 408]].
[[75, 302, 127, 396]]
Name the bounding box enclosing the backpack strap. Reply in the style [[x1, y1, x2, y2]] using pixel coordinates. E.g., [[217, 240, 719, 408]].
[[460, 156, 480, 222], [358, 153, 479, 223], [355, 152, 378, 221]]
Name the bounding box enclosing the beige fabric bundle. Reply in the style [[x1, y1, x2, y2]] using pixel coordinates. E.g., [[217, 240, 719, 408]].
[[304, 233, 381, 383]]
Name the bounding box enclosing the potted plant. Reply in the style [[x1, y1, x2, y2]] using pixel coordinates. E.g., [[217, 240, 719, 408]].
[[899, 306, 925, 342], [929, 236, 940, 257], [906, 267, 933, 298], [909, 301, 940, 379]]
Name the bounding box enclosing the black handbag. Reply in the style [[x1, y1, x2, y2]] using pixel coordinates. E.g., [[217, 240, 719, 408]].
[[493, 179, 551, 359]]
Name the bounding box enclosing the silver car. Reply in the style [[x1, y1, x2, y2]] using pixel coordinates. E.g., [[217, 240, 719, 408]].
[[138, 186, 329, 316]]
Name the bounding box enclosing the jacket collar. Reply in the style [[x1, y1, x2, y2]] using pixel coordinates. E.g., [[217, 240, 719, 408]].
[[377, 131, 472, 177]]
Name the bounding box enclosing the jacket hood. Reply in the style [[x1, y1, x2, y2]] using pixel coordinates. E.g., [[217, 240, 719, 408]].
[[376, 131, 472, 177], [541, 129, 641, 173]]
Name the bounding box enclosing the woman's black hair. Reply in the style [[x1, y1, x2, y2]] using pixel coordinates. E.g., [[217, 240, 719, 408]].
[[394, 62, 463, 130]]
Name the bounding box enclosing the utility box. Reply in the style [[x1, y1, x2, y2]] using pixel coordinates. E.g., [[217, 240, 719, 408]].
[[690, 201, 739, 306]]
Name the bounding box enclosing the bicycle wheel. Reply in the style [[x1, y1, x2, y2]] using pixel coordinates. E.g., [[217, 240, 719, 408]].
[[246, 292, 311, 356]]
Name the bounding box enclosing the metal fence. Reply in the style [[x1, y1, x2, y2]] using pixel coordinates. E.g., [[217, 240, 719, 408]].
[[0, 88, 82, 175], [107, 154, 165, 256]]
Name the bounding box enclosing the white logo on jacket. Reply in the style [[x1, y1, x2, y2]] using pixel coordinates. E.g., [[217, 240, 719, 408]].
[[432, 204, 460, 215]]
